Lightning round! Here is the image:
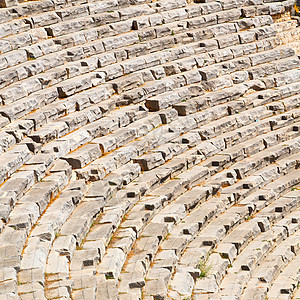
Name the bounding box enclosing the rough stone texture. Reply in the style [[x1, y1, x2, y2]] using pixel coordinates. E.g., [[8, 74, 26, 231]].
[[0, 1, 299, 300]]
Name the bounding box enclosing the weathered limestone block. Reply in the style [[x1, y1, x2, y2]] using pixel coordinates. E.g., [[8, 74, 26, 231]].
[[86, 180, 111, 201], [57, 74, 94, 98], [144, 278, 167, 299], [17, 281, 44, 296], [215, 243, 237, 263], [223, 222, 261, 253], [161, 237, 188, 256], [46, 17, 94, 37], [95, 276, 118, 300], [194, 275, 218, 294], [9, 202, 39, 232], [86, 223, 113, 246], [60, 218, 92, 245], [133, 152, 165, 171], [46, 250, 69, 275], [102, 32, 139, 52], [119, 272, 145, 292], [97, 248, 125, 279], [145, 85, 203, 111], [71, 249, 100, 271], [21, 237, 50, 271], [52, 235, 76, 259], [0, 83, 27, 105], [178, 166, 210, 189], [63, 143, 101, 169]]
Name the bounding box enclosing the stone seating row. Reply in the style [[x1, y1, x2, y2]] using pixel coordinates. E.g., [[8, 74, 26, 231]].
[[27, 107, 296, 298], [0, 92, 298, 298], [0, 0, 282, 97], [149, 170, 300, 299], [69, 120, 298, 294], [74, 85, 299, 180], [131, 146, 300, 298], [0, 0, 244, 78], [267, 254, 300, 299], [0, 0, 298, 299], [0, 30, 279, 142], [0, 67, 298, 232], [0, 6, 273, 102], [0, 12, 274, 141], [12, 160, 148, 298], [0, 31, 288, 176], [220, 206, 300, 299], [0, 15, 284, 158]]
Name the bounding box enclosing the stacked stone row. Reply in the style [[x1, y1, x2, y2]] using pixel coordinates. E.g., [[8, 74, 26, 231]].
[[0, 0, 299, 299]]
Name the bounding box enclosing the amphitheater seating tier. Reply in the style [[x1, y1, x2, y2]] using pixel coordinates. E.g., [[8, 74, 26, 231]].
[[0, 0, 299, 299]]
